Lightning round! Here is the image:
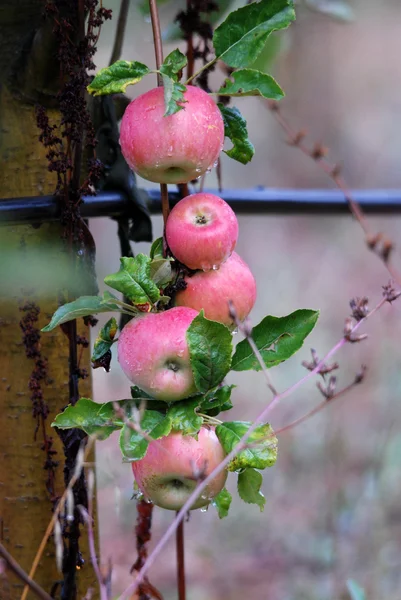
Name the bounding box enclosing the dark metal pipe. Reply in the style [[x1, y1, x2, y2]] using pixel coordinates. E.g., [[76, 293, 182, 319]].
[[2, 188, 401, 226]]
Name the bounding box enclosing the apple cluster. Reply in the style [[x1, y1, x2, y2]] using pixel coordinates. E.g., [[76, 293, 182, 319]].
[[117, 85, 257, 511]]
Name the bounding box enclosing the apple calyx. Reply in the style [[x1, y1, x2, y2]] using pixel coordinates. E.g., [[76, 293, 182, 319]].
[[131, 426, 227, 511]]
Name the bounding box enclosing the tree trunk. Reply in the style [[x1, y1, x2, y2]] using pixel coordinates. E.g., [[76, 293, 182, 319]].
[[0, 11, 97, 600]]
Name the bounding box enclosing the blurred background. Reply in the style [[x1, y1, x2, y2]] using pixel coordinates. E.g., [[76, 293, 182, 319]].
[[88, 1, 401, 598]]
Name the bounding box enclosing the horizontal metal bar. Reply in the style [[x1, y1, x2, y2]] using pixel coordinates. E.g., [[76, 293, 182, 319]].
[[1, 188, 401, 226]]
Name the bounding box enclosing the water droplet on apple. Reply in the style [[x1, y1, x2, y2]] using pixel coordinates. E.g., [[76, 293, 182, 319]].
[[212, 264, 219, 271], [200, 263, 212, 272]]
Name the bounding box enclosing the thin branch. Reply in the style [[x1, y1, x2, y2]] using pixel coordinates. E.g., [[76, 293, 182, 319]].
[[0, 544, 53, 600], [21, 437, 96, 600], [273, 377, 364, 438], [112, 401, 172, 456], [118, 290, 394, 600], [79, 503, 109, 600], [229, 301, 278, 397], [267, 101, 401, 287], [185, 57, 217, 84], [185, 0, 195, 82], [109, 0, 130, 65], [148, 0, 170, 229], [160, 184, 170, 226], [176, 517, 186, 600], [149, 0, 164, 76]]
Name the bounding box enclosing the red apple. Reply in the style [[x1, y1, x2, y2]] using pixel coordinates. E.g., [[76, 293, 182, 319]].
[[119, 86, 224, 184], [166, 193, 239, 271], [117, 307, 199, 401], [175, 252, 256, 328], [132, 426, 227, 510]]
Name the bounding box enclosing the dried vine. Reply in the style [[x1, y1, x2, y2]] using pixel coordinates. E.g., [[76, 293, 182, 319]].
[[34, 1, 112, 597], [19, 301, 58, 504]]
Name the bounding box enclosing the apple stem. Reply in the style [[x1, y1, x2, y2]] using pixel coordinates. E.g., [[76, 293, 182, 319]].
[[176, 514, 186, 600]]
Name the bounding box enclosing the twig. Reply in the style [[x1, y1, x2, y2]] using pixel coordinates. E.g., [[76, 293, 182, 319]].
[[0, 543, 53, 600], [229, 301, 278, 397], [78, 468, 109, 600], [109, 0, 130, 65], [149, 0, 164, 77], [79, 503, 109, 600], [21, 437, 96, 600], [267, 101, 401, 286], [117, 289, 395, 600], [185, 0, 195, 81], [176, 517, 186, 600], [148, 0, 170, 230], [112, 402, 172, 456]]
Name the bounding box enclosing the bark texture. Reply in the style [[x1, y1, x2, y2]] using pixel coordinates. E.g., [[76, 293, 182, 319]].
[[0, 7, 97, 598]]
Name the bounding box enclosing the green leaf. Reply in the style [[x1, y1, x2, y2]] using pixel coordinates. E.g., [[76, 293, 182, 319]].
[[96, 399, 139, 426], [213, 0, 295, 68], [166, 398, 203, 437], [346, 580, 366, 600], [52, 398, 118, 440], [104, 255, 160, 308], [162, 75, 187, 117], [187, 311, 233, 393], [41, 295, 121, 332], [238, 468, 266, 511], [128, 386, 170, 413], [217, 69, 284, 100], [87, 60, 151, 95], [159, 49, 187, 81], [248, 32, 284, 73], [200, 385, 235, 416], [149, 257, 174, 288], [216, 421, 277, 471], [218, 104, 255, 165], [119, 410, 172, 461], [232, 309, 319, 371], [212, 487, 232, 518], [150, 237, 164, 259], [91, 317, 118, 362]]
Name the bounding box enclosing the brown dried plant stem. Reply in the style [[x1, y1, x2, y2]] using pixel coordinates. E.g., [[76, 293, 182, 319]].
[[148, 0, 170, 227], [176, 517, 186, 600], [267, 101, 401, 287], [150, 0, 185, 595], [0, 543, 53, 600], [20, 437, 96, 600], [117, 292, 392, 600]]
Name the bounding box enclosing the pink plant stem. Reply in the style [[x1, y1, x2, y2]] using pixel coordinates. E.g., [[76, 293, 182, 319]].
[[117, 296, 388, 600], [79, 506, 109, 600]]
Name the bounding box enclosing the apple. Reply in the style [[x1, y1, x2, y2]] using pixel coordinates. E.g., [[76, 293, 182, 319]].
[[175, 252, 256, 328], [165, 193, 239, 271], [132, 426, 227, 510], [117, 307, 199, 401], [119, 85, 224, 184]]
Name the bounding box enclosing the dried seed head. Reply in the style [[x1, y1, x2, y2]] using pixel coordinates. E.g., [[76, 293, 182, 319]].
[[350, 296, 369, 321]]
